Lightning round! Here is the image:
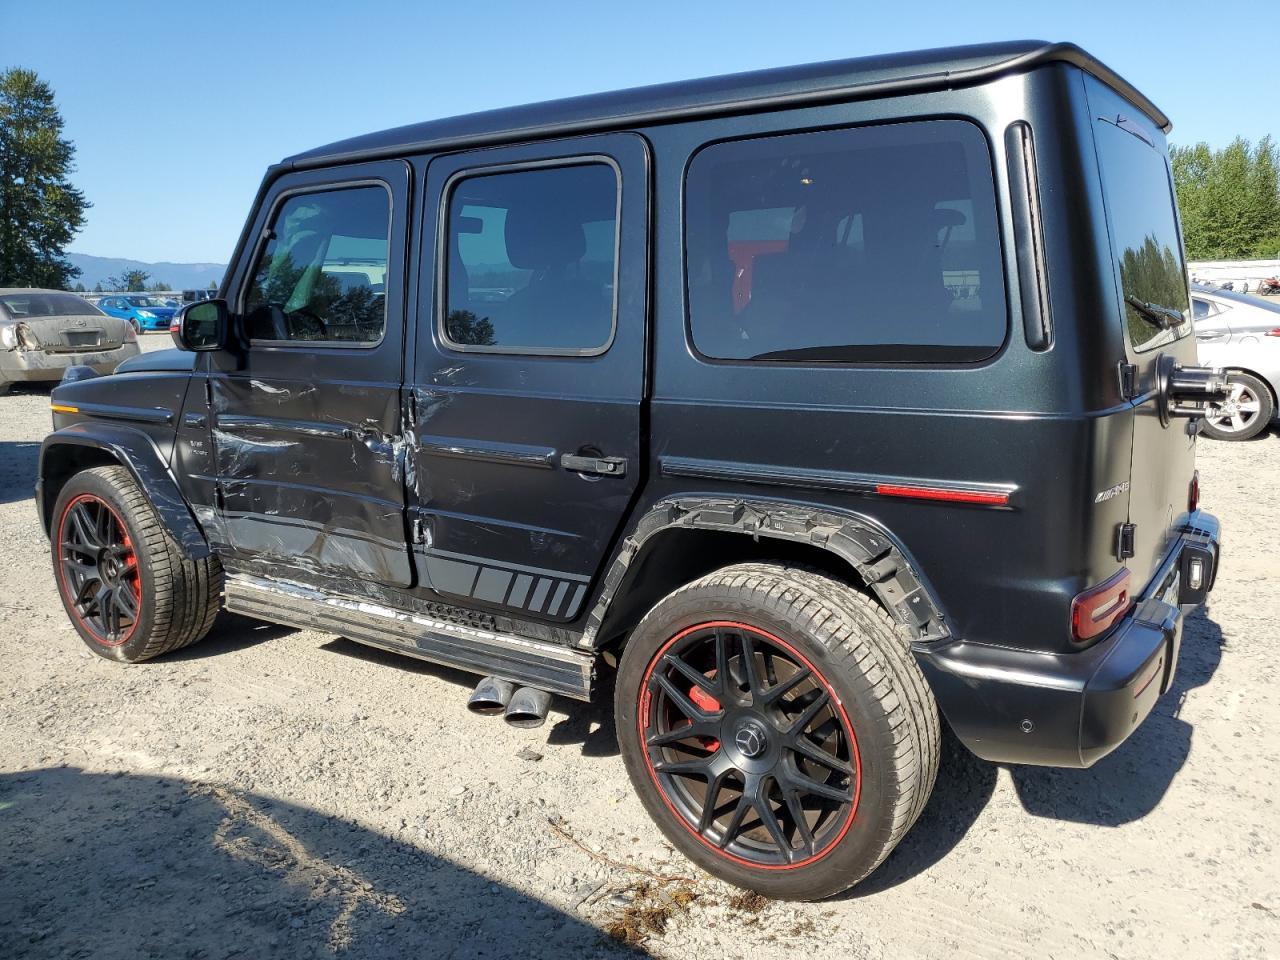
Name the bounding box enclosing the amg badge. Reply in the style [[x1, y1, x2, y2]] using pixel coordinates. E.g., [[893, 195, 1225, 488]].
[[1094, 480, 1131, 503]]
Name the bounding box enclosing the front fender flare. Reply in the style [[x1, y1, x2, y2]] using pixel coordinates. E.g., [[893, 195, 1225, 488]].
[[38, 423, 211, 560], [581, 496, 949, 648]]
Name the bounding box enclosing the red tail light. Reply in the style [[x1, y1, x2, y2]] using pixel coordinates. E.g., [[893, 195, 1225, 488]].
[[1071, 569, 1133, 644], [1189, 469, 1200, 513], [1266, 328, 1280, 337]]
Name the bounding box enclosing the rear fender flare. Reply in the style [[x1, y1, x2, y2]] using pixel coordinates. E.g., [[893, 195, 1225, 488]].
[[581, 496, 949, 649], [38, 423, 211, 560]]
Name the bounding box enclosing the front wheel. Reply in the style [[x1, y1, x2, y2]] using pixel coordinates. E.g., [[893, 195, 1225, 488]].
[[615, 562, 940, 900], [51, 465, 223, 662], [1201, 372, 1274, 441]]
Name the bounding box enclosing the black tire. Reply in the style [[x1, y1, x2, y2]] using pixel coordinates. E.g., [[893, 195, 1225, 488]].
[[50, 465, 223, 662], [1200, 372, 1274, 441], [615, 562, 940, 900]]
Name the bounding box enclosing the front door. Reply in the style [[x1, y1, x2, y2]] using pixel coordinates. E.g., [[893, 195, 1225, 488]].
[[209, 160, 414, 587], [409, 134, 648, 622]]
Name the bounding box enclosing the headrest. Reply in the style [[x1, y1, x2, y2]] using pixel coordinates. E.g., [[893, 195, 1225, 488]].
[[505, 204, 585, 270]]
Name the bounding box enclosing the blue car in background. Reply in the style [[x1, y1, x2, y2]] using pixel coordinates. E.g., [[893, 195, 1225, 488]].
[[97, 295, 178, 332]]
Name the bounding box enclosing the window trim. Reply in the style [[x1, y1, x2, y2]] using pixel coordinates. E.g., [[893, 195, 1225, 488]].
[[239, 178, 395, 351], [435, 154, 623, 358], [681, 116, 1011, 367]]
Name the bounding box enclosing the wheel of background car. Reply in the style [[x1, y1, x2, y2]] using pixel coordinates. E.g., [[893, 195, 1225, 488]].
[[615, 562, 940, 900], [50, 465, 224, 663], [1200, 372, 1274, 442]]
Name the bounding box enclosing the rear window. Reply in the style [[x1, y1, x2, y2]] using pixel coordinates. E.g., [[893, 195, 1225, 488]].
[[0, 292, 102, 319], [685, 120, 1007, 362], [1093, 118, 1190, 353]]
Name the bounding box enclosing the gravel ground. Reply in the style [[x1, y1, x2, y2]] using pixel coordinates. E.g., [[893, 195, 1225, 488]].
[[1, 334, 1277, 959]]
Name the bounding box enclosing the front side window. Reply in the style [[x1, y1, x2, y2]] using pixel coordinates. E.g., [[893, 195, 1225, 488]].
[[686, 120, 1007, 362], [243, 184, 390, 344], [443, 162, 618, 354], [1093, 120, 1190, 353]]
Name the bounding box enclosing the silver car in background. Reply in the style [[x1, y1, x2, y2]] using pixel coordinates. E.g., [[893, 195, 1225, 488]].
[[0, 289, 141, 395], [1191, 284, 1280, 440]]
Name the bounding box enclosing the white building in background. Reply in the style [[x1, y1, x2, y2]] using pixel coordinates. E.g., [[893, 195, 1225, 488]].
[[1188, 259, 1280, 291]]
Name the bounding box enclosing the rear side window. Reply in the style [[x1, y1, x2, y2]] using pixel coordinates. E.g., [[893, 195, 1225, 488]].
[[1092, 119, 1190, 353], [686, 120, 1007, 362], [442, 162, 619, 355], [243, 184, 390, 344]]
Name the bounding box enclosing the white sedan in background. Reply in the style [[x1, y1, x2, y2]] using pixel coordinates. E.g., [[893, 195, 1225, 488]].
[[0, 289, 141, 395], [1192, 284, 1280, 440]]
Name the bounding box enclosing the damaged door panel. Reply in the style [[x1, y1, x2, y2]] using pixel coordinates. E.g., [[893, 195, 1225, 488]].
[[206, 160, 415, 587], [407, 135, 649, 621]]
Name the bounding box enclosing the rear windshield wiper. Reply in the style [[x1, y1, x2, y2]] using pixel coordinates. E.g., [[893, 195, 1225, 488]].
[[1125, 295, 1185, 331]]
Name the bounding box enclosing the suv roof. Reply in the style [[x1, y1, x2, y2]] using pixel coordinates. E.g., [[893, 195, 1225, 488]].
[[283, 40, 1169, 170]]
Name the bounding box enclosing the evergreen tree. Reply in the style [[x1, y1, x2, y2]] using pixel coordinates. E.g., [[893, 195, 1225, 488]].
[[0, 68, 89, 288], [1172, 136, 1280, 259]]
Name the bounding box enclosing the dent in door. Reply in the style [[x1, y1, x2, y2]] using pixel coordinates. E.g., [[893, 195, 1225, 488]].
[[211, 376, 412, 584]]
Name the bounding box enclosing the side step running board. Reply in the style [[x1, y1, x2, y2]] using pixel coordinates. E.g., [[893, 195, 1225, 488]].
[[224, 574, 594, 700]]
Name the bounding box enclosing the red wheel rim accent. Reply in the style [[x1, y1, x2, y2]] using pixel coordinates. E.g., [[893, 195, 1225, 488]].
[[638, 620, 861, 871], [55, 494, 142, 648]]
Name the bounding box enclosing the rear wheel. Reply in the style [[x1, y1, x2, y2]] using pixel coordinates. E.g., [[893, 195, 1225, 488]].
[[1201, 372, 1273, 441], [51, 465, 223, 662], [615, 562, 940, 900]]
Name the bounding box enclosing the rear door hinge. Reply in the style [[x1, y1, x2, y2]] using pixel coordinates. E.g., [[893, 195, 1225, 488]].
[[1118, 362, 1139, 400], [1115, 522, 1136, 560], [411, 517, 428, 545]]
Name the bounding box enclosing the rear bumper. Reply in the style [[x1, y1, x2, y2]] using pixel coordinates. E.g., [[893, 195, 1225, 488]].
[[0, 345, 139, 383], [917, 511, 1221, 768]]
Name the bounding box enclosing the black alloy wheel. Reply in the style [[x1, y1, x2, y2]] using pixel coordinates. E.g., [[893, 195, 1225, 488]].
[[639, 620, 860, 869], [56, 493, 141, 647]]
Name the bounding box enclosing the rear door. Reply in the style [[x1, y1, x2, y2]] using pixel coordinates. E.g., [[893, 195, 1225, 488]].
[[1087, 77, 1199, 582], [208, 160, 414, 587], [409, 134, 648, 622]]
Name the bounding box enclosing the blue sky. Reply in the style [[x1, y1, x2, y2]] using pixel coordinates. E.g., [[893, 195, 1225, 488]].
[[3, 0, 1275, 263]]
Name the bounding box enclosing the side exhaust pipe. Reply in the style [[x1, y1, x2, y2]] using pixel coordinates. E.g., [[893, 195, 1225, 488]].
[[467, 676, 515, 716], [504, 687, 552, 728]]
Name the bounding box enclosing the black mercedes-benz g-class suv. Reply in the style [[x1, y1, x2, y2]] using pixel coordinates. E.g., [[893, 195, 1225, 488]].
[[38, 41, 1224, 900]]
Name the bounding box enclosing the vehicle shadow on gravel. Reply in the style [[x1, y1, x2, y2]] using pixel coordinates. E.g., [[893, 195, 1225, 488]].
[[853, 607, 1225, 895], [0, 766, 642, 960], [165, 612, 299, 660], [0, 440, 41, 505], [846, 729, 998, 897], [318, 637, 624, 757], [1007, 606, 1224, 826]]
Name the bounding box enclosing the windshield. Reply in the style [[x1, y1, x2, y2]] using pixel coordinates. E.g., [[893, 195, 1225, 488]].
[[1093, 117, 1190, 353], [126, 296, 165, 308], [0, 292, 103, 319]]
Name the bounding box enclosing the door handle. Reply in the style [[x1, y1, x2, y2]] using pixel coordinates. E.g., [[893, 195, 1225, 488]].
[[561, 453, 627, 477]]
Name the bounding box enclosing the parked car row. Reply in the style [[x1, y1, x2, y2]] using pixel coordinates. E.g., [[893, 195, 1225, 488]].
[[96, 295, 179, 332]]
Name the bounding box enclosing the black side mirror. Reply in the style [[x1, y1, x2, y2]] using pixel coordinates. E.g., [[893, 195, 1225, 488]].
[[175, 299, 229, 352]]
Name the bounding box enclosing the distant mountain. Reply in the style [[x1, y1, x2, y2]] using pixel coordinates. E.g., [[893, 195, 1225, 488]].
[[67, 253, 226, 291]]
